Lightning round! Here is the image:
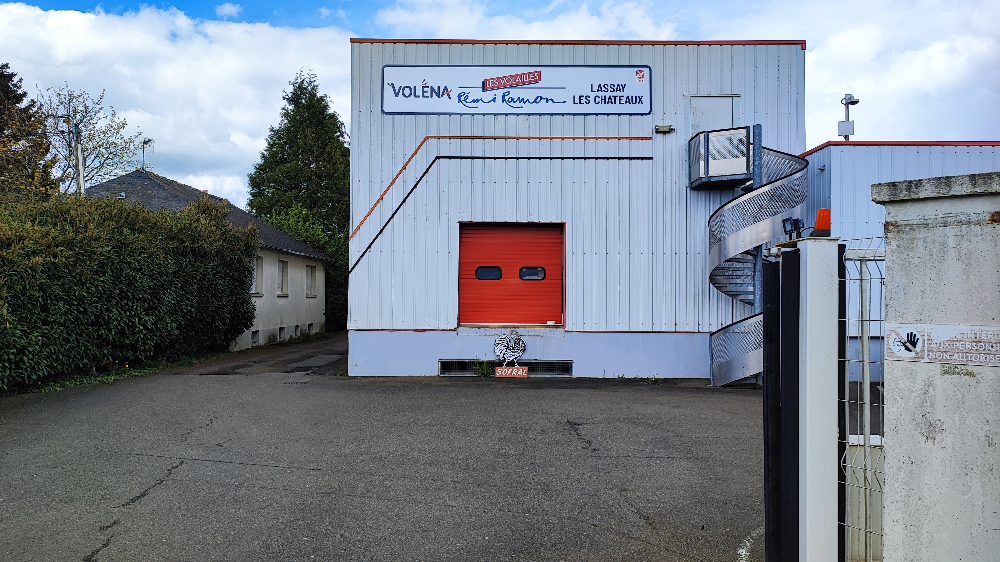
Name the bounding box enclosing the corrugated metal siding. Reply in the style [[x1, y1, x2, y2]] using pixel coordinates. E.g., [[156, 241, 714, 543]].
[[350, 42, 805, 331], [805, 145, 1000, 242]]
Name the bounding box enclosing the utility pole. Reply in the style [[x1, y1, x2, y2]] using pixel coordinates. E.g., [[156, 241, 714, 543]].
[[56, 114, 86, 197], [141, 138, 154, 171], [73, 122, 85, 197]]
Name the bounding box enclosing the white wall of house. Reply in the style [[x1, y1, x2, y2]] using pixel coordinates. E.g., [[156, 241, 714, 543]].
[[231, 249, 326, 350]]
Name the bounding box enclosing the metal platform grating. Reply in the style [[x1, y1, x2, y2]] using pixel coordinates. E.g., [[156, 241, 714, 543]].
[[439, 360, 574, 377]]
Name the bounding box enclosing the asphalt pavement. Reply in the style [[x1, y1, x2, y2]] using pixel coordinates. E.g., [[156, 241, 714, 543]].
[[0, 333, 765, 561]]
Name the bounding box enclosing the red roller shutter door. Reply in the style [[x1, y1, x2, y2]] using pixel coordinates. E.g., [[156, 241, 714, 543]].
[[459, 223, 564, 325]]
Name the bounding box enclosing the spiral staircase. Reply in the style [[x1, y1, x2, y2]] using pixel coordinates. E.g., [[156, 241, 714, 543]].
[[690, 126, 809, 386]]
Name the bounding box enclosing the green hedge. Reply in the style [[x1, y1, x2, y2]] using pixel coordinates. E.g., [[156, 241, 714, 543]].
[[0, 193, 258, 390]]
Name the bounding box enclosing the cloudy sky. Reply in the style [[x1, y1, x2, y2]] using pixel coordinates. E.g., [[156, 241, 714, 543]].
[[1, 0, 997, 207]]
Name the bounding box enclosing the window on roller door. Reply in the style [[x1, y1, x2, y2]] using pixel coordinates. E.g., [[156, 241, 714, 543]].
[[519, 267, 545, 280], [475, 266, 503, 280]]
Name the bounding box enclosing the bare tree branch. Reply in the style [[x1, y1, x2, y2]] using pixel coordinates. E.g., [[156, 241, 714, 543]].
[[38, 84, 146, 191]]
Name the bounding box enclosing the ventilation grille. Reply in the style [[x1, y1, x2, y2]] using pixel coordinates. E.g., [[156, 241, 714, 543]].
[[439, 360, 573, 377]]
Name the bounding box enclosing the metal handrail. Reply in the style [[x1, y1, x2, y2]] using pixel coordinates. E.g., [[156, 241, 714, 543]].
[[710, 313, 764, 386], [688, 127, 752, 189], [708, 147, 808, 284], [706, 144, 808, 385]]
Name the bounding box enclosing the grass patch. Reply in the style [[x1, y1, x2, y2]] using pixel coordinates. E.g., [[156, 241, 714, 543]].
[[474, 359, 496, 378]]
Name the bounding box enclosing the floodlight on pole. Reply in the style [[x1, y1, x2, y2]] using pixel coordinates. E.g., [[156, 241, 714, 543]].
[[839, 94, 860, 141]]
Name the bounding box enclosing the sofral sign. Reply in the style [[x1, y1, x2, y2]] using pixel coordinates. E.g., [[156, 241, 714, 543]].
[[382, 65, 652, 115]]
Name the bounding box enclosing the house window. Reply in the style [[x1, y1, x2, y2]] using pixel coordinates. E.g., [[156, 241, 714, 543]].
[[251, 330, 260, 346], [279, 326, 286, 340], [306, 265, 317, 297], [278, 260, 288, 296], [252, 256, 263, 295], [294, 325, 300, 337], [307, 323, 314, 333]]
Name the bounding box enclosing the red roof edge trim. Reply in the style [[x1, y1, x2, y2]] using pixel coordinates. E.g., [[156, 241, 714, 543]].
[[350, 38, 807, 49], [800, 140, 1000, 158]]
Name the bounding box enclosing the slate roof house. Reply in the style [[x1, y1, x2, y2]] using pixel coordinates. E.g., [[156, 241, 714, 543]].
[[87, 170, 329, 350]]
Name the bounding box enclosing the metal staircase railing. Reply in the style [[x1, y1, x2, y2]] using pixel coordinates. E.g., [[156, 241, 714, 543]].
[[710, 313, 764, 385], [705, 141, 809, 385], [689, 127, 752, 190]]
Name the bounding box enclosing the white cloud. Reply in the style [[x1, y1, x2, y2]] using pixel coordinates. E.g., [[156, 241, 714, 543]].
[[375, 0, 677, 40], [695, 0, 1000, 145], [182, 174, 252, 209], [0, 4, 353, 206], [215, 3, 242, 19], [1, 0, 996, 207], [319, 7, 331, 18], [528, 0, 567, 17]]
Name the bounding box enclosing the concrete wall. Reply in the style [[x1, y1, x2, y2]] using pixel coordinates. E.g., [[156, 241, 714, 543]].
[[873, 171, 1000, 561], [231, 249, 326, 350]]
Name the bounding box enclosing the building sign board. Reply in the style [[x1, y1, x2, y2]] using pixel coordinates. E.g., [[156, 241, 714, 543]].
[[886, 323, 1000, 367], [382, 65, 652, 115], [495, 366, 529, 378]]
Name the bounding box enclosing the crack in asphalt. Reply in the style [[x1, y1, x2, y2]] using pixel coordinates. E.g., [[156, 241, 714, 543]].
[[134, 453, 322, 471], [619, 489, 657, 531], [81, 535, 112, 562], [179, 417, 214, 441], [98, 519, 120, 532], [117, 460, 184, 508], [566, 419, 598, 451]]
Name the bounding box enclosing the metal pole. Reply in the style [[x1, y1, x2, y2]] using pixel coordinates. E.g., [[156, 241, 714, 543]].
[[798, 238, 840, 562], [752, 124, 763, 188], [74, 124, 85, 197], [843, 104, 851, 142], [754, 247, 764, 314], [859, 261, 873, 561], [752, 124, 764, 314]]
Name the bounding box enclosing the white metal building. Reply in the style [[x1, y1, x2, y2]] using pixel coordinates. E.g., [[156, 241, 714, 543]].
[[347, 39, 806, 377], [804, 141, 1000, 242]]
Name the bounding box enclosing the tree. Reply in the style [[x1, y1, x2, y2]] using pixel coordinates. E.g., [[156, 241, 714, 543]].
[[39, 84, 145, 191], [0, 63, 58, 192], [248, 72, 350, 330]]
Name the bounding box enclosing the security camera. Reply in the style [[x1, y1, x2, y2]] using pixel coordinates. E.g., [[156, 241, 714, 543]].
[[842, 94, 860, 106]]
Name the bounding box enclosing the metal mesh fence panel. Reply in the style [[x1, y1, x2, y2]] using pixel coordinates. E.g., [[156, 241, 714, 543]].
[[840, 237, 885, 562]]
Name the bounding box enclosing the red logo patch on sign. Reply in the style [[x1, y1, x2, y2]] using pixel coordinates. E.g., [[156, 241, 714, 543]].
[[482, 70, 542, 91], [635, 69, 645, 83], [495, 366, 528, 378]]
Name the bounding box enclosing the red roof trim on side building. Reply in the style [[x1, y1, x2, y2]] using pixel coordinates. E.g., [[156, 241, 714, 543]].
[[801, 140, 1000, 158], [350, 38, 807, 49]]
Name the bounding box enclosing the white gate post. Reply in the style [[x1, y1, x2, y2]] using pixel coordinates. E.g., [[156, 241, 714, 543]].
[[797, 237, 840, 561]]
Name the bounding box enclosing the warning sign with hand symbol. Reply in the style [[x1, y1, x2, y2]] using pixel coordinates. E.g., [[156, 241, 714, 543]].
[[887, 328, 924, 360]]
